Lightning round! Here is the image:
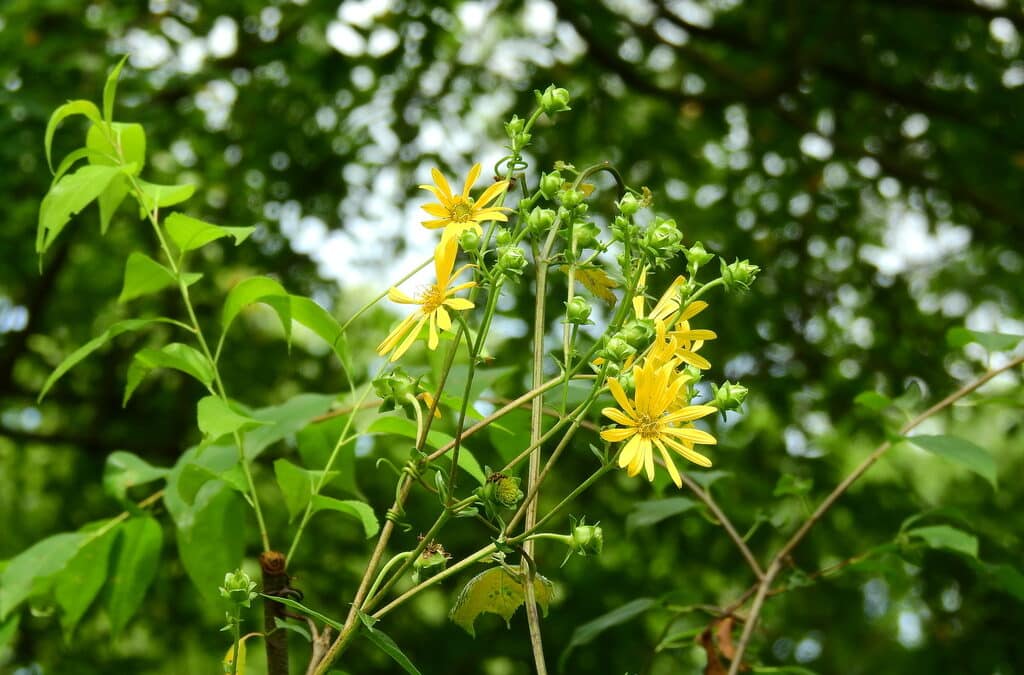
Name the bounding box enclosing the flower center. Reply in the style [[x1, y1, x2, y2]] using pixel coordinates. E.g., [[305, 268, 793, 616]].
[[448, 199, 475, 222], [636, 414, 662, 439], [418, 284, 446, 312]]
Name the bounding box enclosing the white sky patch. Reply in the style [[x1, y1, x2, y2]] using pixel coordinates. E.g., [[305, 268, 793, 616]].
[[327, 21, 366, 56], [208, 16, 238, 58]]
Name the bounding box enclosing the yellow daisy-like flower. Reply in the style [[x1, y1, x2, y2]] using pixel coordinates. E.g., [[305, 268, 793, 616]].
[[420, 163, 510, 244], [599, 360, 717, 488], [630, 271, 717, 370], [668, 301, 717, 370], [376, 239, 475, 362]]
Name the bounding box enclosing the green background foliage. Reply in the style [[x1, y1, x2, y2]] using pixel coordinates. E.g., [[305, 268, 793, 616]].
[[2, 1, 1023, 673]]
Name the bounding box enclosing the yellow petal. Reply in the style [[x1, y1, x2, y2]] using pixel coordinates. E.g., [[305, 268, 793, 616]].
[[678, 300, 708, 322], [600, 426, 635, 442], [678, 350, 711, 370], [444, 297, 474, 311], [391, 316, 426, 362], [601, 407, 637, 427], [431, 167, 453, 200], [387, 287, 418, 304], [427, 311, 439, 350], [434, 238, 458, 285], [419, 184, 449, 204], [650, 276, 686, 322], [377, 312, 418, 355], [662, 405, 717, 423], [653, 439, 683, 488], [475, 180, 509, 208], [421, 202, 449, 218], [644, 441, 656, 481], [436, 305, 451, 331], [618, 434, 642, 469], [664, 426, 717, 445], [462, 163, 481, 198], [663, 436, 713, 467], [607, 376, 638, 419]]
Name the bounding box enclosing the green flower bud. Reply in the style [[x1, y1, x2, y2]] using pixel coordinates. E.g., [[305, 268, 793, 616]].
[[565, 296, 592, 325], [504, 115, 525, 136], [570, 519, 604, 556], [539, 171, 562, 199], [621, 319, 655, 349], [536, 84, 571, 114], [373, 368, 419, 413], [559, 188, 584, 209], [496, 229, 513, 247], [711, 380, 749, 416], [512, 131, 532, 150], [219, 569, 258, 608], [603, 335, 636, 363], [617, 193, 641, 216], [527, 207, 557, 234], [574, 221, 601, 249], [498, 245, 527, 276], [411, 540, 451, 583], [459, 227, 481, 252], [685, 241, 715, 273], [646, 217, 682, 250], [720, 258, 760, 292]]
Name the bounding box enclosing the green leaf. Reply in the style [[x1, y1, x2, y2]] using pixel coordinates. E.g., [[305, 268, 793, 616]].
[[274, 458, 314, 522], [357, 610, 423, 675], [773, 474, 814, 498], [854, 390, 892, 412], [688, 470, 732, 490], [118, 252, 197, 303], [103, 451, 168, 503], [222, 276, 292, 343], [975, 561, 1024, 603], [103, 55, 129, 122], [0, 532, 87, 620], [560, 598, 657, 671], [38, 317, 177, 402], [124, 342, 214, 405], [449, 567, 554, 637], [196, 396, 264, 440], [290, 295, 349, 362], [52, 147, 105, 185], [626, 497, 698, 532], [106, 517, 162, 634], [260, 594, 342, 630], [946, 327, 1024, 352], [98, 176, 130, 234], [55, 523, 119, 639], [45, 99, 102, 173], [176, 461, 249, 504], [366, 416, 485, 485], [906, 525, 979, 558], [164, 212, 255, 253], [38, 164, 124, 253], [906, 434, 998, 489], [244, 393, 338, 460], [274, 616, 312, 642], [297, 415, 360, 498], [134, 180, 196, 214], [0, 612, 19, 650], [86, 122, 145, 172], [751, 667, 820, 675], [311, 495, 379, 538]]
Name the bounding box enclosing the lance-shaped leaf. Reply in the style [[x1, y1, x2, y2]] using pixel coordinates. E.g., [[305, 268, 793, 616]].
[[358, 611, 423, 675], [222, 276, 292, 343], [906, 524, 979, 558], [0, 532, 88, 620], [55, 523, 120, 639], [106, 516, 163, 634], [134, 180, 195, 214], [103, 55, 129, 122], [86, 122, 145, 231], [290, 294, 351, 364], [560, 598, 658, 670], [118, 251, 200, 303], [164, 212, 255, 252], [449, 567, 555, 637], [946, 327, 1024, 352], [196, 396, 264, 440], [38, 164, 124, 254], [906, 434, 998, 489], [44, 99, 102, 173], [124, 342, 215, 405], [103, 451, 169, 503], [311, 495, 378, 538]]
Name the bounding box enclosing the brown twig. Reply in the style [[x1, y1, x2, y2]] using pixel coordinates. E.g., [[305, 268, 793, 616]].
[[726, 354, 1024, 674]]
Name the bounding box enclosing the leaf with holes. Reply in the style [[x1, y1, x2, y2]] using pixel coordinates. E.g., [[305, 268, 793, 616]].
[[449, 567, 554, 637]]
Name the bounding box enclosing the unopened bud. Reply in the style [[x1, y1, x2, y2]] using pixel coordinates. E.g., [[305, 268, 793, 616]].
[[711, 380, 749, 416], [571, 520, 604, 556], [617, 193, 641, 216], [527, 207, 557, 234], [459, 227, 481, 252], [621, 319, 655, 349], [373, 368, 419, 413], [219, 569, 257, 608], [646, 217, 682, 250], [685, 241, 714, 272], [720, 258, 760, 292], [603, 336, 635, 363], [574, 221, 601, 249], [559, 188, 584, 209], [504, 115, 525, 136], [537, 85, 571, 114], [498, 245, 527, 275], [565, 296, 592, 325], [539, 171, 562, 199]]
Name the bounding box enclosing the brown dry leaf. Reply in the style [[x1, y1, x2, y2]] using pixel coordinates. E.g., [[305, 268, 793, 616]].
[[700, 628, 727, 675], [566, 266, 619, 306], [717, 617, 737, 660]]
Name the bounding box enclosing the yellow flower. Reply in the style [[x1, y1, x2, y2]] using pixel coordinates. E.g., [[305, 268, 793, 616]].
[[667, 301, 717, 370], [599, 359, 717, 488], [420, 163, 510, 243], [376, 239, 475, 362]]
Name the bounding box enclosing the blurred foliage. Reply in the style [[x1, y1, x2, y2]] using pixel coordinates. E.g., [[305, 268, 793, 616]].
[[1, 0, 1024, 674]]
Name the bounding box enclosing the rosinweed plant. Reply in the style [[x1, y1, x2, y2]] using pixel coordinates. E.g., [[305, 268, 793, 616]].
[[9, 59, 1015, 675]]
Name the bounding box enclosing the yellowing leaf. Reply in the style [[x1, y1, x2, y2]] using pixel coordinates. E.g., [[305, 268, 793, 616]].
[[449, 567, 554, 637], [223, 639, 246, 675], [564, 266, 619, 306]]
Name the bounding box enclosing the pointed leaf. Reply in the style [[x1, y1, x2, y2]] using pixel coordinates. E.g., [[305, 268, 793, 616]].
[[274, 458, 313, 522], [357, 610, 423, 675], [164, 212, 255, 252], [906, 524, 978, 558], [222, 276, 292, 343], [38, 164, 123, 253], [196, 396, 264, 440], [124, 342, 214, 405], [311, 496, 378, 538], [626, 497, 698, 532], [244, 393, 338, 460], [449, 567, 554, 637], [906, 434, 997, 489], [103, 55, 129, 123], [134, 180, 195, 214], [0, 533, 87, 619], [86, 122, 145, 172], [366, 416, 485, 485], [261, 594, 342, 630], [290, 295, 349, 362], [103, 451, 169, 503], [297, 416, 360, 498], [560, 598, 657, 670], [55, 524, 120, 639], [45, 100, 102, 173], [946, 327, 1024, 352], [38, 318, 176, 401], [106, 517, 162, 634], [118, 252, 176, 303]]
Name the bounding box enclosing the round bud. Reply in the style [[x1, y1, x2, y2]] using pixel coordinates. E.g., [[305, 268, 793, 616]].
[[565, 296, 592, 325]]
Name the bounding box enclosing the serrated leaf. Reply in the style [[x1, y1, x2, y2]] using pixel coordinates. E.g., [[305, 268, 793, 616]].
[[196, 396, 264, 440], [164, 212, 255, 252], [906, 525, 978, 558], [358, 610, 423, 675], [38, 318, 176, 402], [124, 342, 215, 405], [0, 533, 88, 620], [906, 434, 997, 489], [103, 451, 169, 503], [560, 598, 657, 670], [134, 180, 195, 214], [55, 523, 119, 639], [626, 497, 698, 532], [103, 55, 129, 123], [38, 164, 124, 253], [946, 327, 1024, 352], [311, 495, 379, 538], [449, 567, 554, 637], [106, 516, 162, 634], [45, 99, 102, 173], [568, 266, 619, 305], [222, 276, 292, 343]]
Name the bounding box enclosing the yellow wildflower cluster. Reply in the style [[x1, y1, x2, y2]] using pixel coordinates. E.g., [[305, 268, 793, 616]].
[[600, 272, 719, 488]]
